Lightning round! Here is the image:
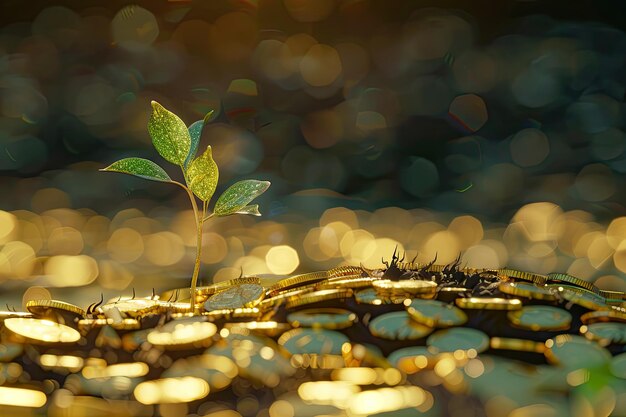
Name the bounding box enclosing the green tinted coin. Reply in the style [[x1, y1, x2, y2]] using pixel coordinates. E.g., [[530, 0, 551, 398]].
[[355, 288, 405, 305], [507, 306, 572, 331], [368, 312, 432, 341], [580, 322, 626, 344], [427, 327, 489, 353], [406, 299, 467, 328], [387, 346, 438, 367], [545, 334, 611, 368], [278, 328, 349, 355], [287, 308, 357, 330]]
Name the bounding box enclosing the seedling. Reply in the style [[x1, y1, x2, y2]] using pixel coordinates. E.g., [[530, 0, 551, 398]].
[[101, 101, 270, 313]]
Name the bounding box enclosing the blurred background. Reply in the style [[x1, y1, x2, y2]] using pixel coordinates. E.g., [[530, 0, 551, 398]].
[[1, 0, 626, 306]]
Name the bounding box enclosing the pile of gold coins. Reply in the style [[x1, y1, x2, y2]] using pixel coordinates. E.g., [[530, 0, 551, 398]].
[[1, 261, 626, 417]]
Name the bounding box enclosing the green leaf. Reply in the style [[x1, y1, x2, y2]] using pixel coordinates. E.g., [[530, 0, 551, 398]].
[[184, 110, 215, 169], [187, 146, 219, 202], [100, 158, 172, 182], [148, 101, 191, 166], [214, 180, 270, 216], [234, 205, 261, 216]]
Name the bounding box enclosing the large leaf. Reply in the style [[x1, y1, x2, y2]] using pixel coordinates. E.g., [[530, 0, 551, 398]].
[[214, 180, 270, 216], [184, 110, 215, 169], [187, 146, 219, 202], [147, 101, 191, 166], [100, 158, 172, 182]]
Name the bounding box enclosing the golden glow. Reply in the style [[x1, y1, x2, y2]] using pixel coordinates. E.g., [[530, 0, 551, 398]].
[[4, 318, 81, 343], [331, 367, 402, 386], [266, 245, 299, 275], [348, 386, 430, 415], [147, 319, 217, 346], [107, 227, 144, 263], [297, 381, 359, 407], [0, 210, 17, 244], [134, 377, 209, 404], [39, 354, 84, 371], [47, 226, 84, 255], [144, 232, 185, 266], [0, 386, 46, 407], [82, 362, 149, 379], [269, 400, 294, 417], [44, 255, 98, 287]]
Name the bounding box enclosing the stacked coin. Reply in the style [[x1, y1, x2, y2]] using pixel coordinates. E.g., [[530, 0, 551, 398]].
[[1, 263, 625, 417]]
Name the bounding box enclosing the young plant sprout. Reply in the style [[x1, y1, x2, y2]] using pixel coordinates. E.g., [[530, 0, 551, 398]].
[[101, 101, 270, 313]]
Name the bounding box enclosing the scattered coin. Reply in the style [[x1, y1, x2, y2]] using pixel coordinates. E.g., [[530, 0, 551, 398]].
[[4, 317, 81, 344], [368, 311, 432, 341], [507, 305, 572, 331], [405, 299, 468, 328], [455, 297, 522, 310], [287, 308, 357, 329], [426, 327, 490, 354], [203, 284, 265, 311]]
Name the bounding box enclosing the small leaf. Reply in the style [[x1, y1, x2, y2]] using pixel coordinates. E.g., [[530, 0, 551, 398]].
[[187, 146, 219, 202], [214, 180, 270, 216], [234, 205, 261, 216], [184, 120, 203, 169], [100, 158, 172, 182], [148, 101, 191, 166]]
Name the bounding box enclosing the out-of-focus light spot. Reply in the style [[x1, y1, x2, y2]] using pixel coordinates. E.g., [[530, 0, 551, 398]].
[[48, 226, 84, 255], [0, 211, 18, 244], [586, 234, 613, 269], [209, 12, 258, 63], [227, 79, 258, 97], [613, 241, 626, 274], [336, 42, 369, 85], [269, 399, 294, 417], [512, 202, 563, 242], [303, 228, 331, 262], [607, 217, 626, 249], [144, 232, 185, 266], [134, 377, 209, 405], [203, 125, 263, 176], [97, 260, 134, 290], [31, 188, 70, 213], [512, 68, 559, 108], [363, 238, 404, 269], [463, 242, 505, 269], [0, 386, 47, 408], [107, 227, 144, 263], [1, 241, 36, 278], [297, 381, 359, 408], [283, 0, 335, 22], [452, 50, 496, 93], [448, 94, 488, 133], [201, 232, 228, 264], [22, 286, 51, 311], [508, 404, 559, 417], [266, 245, 299, 275], [594, 275, 626, 292], [213, 267, 240, 283], [233, 256, 269, 275], [575, 163, 615, 202], [301, 110, 343, 149], [340, 229, 375, 264], [300, 44, 342, 87], [448, 215, 483, 249], [347, 386, 429, 415], [510, 129, 550, 167], [39, 354, 84, 371], [356, 111, 386, 131], [111, 6, 159, 48], [44, 255, 98, 287], [464, 359, 485, 378], [400, 157, 439, 198], [591, 128, 625, 161], [320, 207, 359, 229], [423, 231, 460, 265]]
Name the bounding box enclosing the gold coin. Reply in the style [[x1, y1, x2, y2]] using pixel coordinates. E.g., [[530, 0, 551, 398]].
[[368, 311, 432, 341], [147, 316, 217, 349], [544, 334, 611, 368], [327, 265, 365, 277], [426, 327, 490, 354], [224, 321, 291, 337], [287, 308, 357, 330], [26, 299, 85, 318], [259, 285, 318, 310], [498, 268, 547, 285], [598, 289, 626, 301], [354, 288, 406, 305], [373, 279, 437, 296], [195, 276, 262, 296], [21, 286, 51, 311], [157, 301, 195, 314], [77, 318, 140, 332], [0, 311, 33, 321], [550, 285, 609, 310], [316, 275, 378, 290], [203, 284, 265, 311], [507, 306, 572, 331], [278, 328, 349, 355], [498, 282, 557, 301], [581, 309, 626, 324], [267, 271, 329, 296], [405, 299, 467, 328], [490, 337, 545, 353], [285, 288, 353, 309], [580, 322, 626, 345], [455, 297, 523, 310], [547, 272, 599, 294], [4, 317, 81, 344], [100, 298, 160, 318], [204, 307, 261, 320]]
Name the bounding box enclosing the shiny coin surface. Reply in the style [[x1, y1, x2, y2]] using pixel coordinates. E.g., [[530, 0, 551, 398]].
[[204, 307, 261, 320], [427, 327, 490, 354], [100, 298, 160, 318], [285, 288, 353, 309], [4, 317, 81, 344], [0, 311, 33, 321], [204, 284, 265, 311], [490, 337, 546, 353], [278, 328, 349, 355], [354, 288, 406, 305], [368, 311, 432, 341], [498, 268, 547, 285], [26, 299, 86, 318], [224, 321, 291, 337], [455, 297, 522, 310], [580, 322, 626, 345], [406, 299, 467, 328], [547, 272, 598, 294], [373, 279, 437, 296], [581, 309, 626, 324], [551, 285, 609, 310], [498, 282, 557, 301], [544, 334, 611, 368], [147, 316, 217, 348], [267, 271, 329, 296], [77, 318, 140, 332], [507, 305, 572, 331], [316, 275, 378, 290], [287, 308, 357, 329]]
